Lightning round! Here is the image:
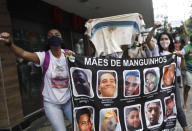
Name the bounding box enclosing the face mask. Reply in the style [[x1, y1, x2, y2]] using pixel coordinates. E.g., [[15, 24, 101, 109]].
[[48, 36, 62, 47], [132, 43, 137, 48], [160, 40, 170, 49], [132, 41, 138, 48], [175, 36, 180, 42]]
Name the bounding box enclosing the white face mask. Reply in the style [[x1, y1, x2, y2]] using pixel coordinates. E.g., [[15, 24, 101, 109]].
[[160, 40, 170, 49], [175, 36, 180, 42]]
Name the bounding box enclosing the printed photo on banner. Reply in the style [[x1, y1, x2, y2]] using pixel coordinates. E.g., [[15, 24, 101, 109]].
[[51, 63, 69, 89], [74, 106, 95, 131], [70, 67, 94, 98], [143, 67, 160, 94], [99, 108, 121, 131], [97, 70, 118, 98], [123, 70, 140, 97], [144, 99, 163, 128], [124, 104, 143, 131], [164, 93, 177, 119], [161, 63, 176, 89]]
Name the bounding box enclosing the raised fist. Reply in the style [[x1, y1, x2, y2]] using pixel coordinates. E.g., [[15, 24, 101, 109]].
[[0, 32, 12, 45], [154, 21, 162, 28]]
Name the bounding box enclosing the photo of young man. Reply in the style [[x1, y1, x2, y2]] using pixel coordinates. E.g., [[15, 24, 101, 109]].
[[75, 107, 94, 131], [124, 105, 143, 131], [144, 67, 160, 94], [70, 67, 94, 97], [164, 94, 177, 118], [162, 63, 175, 88], [123, 70, 140, 97], [97, 71, 117, 98], [145, 100, 163, 128]]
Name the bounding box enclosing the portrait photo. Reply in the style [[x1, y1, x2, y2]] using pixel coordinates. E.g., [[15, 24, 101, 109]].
[[164, 94, 177, 119], [123, 70, 140, 97], [99, 108, 121, 131], [97, 70, 118, 98], [143, 67, 160, 94], [145, 99, 163, 128], [161, 63, 176, 89], [124, 104, 143, 131], [70, 67, 94, 98], [74, 106, 95, 131], [51, 65, 69, 89]]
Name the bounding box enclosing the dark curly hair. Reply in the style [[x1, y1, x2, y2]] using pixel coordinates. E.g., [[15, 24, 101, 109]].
[[157, 32, 174, 54], [76, 108, 91, 124]]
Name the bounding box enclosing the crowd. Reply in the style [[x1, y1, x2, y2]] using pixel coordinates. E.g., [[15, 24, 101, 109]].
[[0, 14, 192, 131]]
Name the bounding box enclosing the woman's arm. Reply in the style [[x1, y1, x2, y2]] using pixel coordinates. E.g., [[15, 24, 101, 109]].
[[145, 22, 161, 51], [139, 46, 147, 58], [182, 21, 188, 44], [0, 32, 40, 64]]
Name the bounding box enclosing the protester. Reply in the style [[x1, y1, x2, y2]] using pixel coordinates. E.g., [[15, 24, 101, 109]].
[[124, 71, 140, 96], [173, 36, 184, 89], [180, 34, 192, 112], [172, 21, 188, 91], [145, 102, 162, 127], [126, 41, 147, 59], [0, 29, 73, 131], [98, 72, 117, 98], [145, 22, 162, 57], [76, 108, 93, 131], [125, 107, 142, 130], [72, 69, 91, 97], [146, 24, 188, 131], [171, 22, 189, 112], [144, 69, 158, 93]]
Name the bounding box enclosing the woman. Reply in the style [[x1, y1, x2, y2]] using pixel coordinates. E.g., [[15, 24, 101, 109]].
[[0, 29, 73, 131], [146, 26, 188, 131]]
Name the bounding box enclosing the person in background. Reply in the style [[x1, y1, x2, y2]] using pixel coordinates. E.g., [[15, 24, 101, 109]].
[[0, 29, 73, 131], [144, 22, 162, 57], [173, 21, 188, 90], [145, 23, 188, 131], [127, 39, 147, 59], [180, 34, 192, 113], [171, 22, 190, 114]]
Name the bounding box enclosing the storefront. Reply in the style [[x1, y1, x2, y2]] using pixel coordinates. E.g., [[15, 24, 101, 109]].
[[0, 0, 88, 130]]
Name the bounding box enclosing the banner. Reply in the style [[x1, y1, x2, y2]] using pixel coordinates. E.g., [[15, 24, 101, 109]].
[[85, 13, 145, 57], [68, 54, 177, 131]]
